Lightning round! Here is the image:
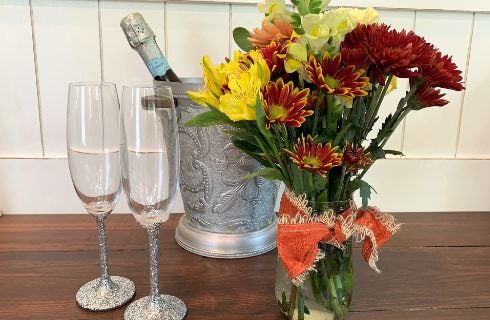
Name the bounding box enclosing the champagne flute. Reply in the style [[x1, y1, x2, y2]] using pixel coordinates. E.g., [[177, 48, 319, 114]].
[[120, 85, 186, 320], [67, 82, 136, 311]]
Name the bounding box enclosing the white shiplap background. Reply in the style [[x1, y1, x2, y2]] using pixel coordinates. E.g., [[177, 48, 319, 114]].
[[0, 0, 489, 214]]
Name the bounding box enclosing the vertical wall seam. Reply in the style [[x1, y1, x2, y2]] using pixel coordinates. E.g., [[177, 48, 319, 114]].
[[454, 12, 476, 157], [228, 3, 233, 57], [400, 9, 417, 153], [29, 0, 45, 158], [164, 1, 169, 57], [97, 0, 104, 82]]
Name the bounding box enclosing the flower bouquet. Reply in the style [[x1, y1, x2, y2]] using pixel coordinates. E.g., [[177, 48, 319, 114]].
[[187, 0, 464, 319]]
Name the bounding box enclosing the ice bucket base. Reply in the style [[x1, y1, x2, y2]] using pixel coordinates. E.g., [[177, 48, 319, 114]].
[[175, 215, 277, 259]]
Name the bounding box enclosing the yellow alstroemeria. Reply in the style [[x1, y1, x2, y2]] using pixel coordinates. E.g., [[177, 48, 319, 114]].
[[187, 56, 226, 108], [257, 0, 292, 23], [218, 53, 271, 121], [284, 42, 307, 73]]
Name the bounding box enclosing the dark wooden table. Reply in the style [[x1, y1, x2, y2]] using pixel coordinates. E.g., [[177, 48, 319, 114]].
[[0, 213, 489, 319]]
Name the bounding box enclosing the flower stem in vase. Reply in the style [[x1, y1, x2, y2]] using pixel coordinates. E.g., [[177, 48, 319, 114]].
[[311, 272, 323, 303], [288, 284, 298, 319], [297, 293, 305, 320], [328, 276, 344, 319]]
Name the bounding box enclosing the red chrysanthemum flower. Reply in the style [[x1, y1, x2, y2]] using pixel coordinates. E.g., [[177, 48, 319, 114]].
[[261, 40, 288, 76], [248, 18, 293, 48], [341, 24, 433, 85], [410, 50, 464, 108], [262, 79, 312, 128], [285, 135, 343, 176], [305, 53, 369, 104], [410, 81, 448, 108], [419, 51, 464, 91], [343, 144, 373, 174]]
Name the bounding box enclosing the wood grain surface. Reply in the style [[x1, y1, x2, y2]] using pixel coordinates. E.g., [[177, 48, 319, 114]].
[[0, 213, 489, 319]]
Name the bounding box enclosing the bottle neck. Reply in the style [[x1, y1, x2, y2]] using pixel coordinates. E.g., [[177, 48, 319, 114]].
[[135, 39, 180, 82]]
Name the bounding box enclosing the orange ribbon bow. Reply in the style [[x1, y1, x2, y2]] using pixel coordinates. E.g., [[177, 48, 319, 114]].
[[277, 189, 401, 285]]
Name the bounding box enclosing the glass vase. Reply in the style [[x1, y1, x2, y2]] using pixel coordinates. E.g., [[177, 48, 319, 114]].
[[275, 200, 354, 320]]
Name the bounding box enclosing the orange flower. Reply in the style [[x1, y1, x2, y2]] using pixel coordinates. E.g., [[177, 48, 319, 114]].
[[285, 135, 342, 176], [343, 144, 373, 174], [262, 79, 311, 128], [305, 53, 369, 106], [248, 18, 293, 48]]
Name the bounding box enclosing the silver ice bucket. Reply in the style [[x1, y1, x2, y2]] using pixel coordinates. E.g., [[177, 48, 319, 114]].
[[155, 79, 278, 258]]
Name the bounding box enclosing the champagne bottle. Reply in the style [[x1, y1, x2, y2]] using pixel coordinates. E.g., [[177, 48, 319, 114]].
[[120, 12, 180, 82]]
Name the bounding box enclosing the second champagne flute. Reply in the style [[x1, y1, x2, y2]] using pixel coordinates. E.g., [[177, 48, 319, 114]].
[[121, 85, 186, 320]]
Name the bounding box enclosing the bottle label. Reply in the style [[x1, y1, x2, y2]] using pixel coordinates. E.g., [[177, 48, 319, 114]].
[[146, 56, 171, 78]]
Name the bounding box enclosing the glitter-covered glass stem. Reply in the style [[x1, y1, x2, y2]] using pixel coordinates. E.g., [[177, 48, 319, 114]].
[[148, 224, 161, 305], [67, 82, 135, 311], [96, 215, 111, 285]]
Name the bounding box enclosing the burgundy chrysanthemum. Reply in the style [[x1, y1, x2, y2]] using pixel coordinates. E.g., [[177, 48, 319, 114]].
[[284, 135, 343, 176], [341, 24, 433, 85], [343, 144, 373, 174], [305, 53, 369, 99], [262, 79, 312, 128], [261, 40, 288, 76], [411, 82, 448, 108], [418, 51, 465, 91], [410, 50, 464, 108]]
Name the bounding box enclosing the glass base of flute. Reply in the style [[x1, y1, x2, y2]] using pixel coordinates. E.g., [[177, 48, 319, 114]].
[[76, 213, 136, 311], [124, 224, 186, 320]]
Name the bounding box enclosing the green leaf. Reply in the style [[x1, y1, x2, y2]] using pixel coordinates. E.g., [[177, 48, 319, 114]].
[[291, 164, 306, 195], [370, 145, 386, 160], [231, 139, 270, 168], [291, 0, 308, 15], [233, 27, 253, 52], [280, 291, 289, 313], [384, 149, 405, 156], [316, 189, 328, 203], [255, 95, 275, 148], [243, 167, 283, 181], [184, 108, 232, 127], [313, 174, 327, 191], [230, 137, 259, 153], [294, 27, 305, 35], [303, 304, 311, 315], [308, 0, 324, 14], [291, 13, 302, 28], [360, 181, 371, 208], [223, 127, 257, 144], [333, 123, 353, 146], [347, 179, 376, 208]]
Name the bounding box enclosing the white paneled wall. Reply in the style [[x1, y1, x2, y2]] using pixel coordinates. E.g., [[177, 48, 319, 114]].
[[100, 0, 165, 90], [457, 13, 490, 157], [0, 0, 42, 157], [32, 0, 102, 157], [404, 11, 474, 157], [166, 3, 230, 77], [0, 0, 489, 214]]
